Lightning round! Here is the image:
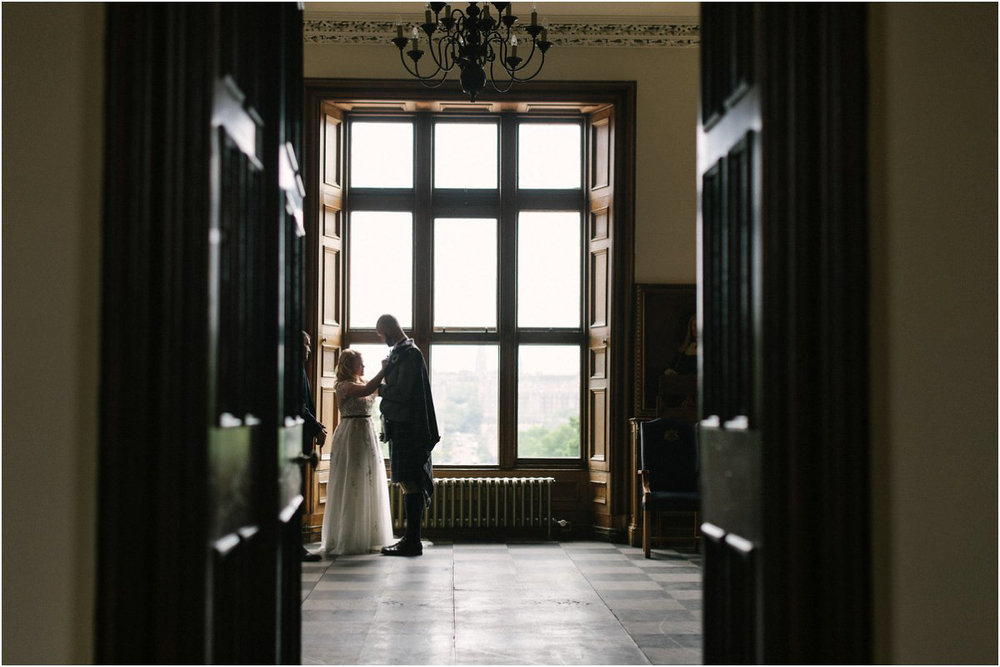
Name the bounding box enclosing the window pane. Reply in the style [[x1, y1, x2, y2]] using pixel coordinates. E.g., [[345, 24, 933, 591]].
[[517, 211, 580, 327], [517, 345, 580, 459], [350, 122, 413, 188], [345, 343, 391, 458], [349, 211, 412, 328], [431, 345, 499, 465], [434, 123, 498, 189], [434, 218, 497, 328], [518, 123, 581, 189]]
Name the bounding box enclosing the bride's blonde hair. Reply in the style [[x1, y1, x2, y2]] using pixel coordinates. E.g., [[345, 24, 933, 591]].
[[334, 349, 362, 385]]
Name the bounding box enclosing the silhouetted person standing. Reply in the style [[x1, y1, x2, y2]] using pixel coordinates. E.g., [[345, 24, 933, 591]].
[[375, 314, 439, 556], [301, 331, 327, 561]]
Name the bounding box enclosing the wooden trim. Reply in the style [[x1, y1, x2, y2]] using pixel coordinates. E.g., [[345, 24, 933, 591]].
[[609, 82, 637, 529], [305, 78, 635, 109]]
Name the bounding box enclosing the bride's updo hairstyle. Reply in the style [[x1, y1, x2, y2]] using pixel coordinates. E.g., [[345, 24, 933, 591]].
[[334, 349, 362, 386]]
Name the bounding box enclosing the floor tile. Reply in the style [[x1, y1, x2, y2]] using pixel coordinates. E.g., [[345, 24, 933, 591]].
[[649, 572, 702, 583], [302, 540, 701, 665], [589, 580, 665, 591], [602, 597, 689, 611], [302, 597, 381, 611], [669, 589, 703, 599], [642, 647, 701, 664]]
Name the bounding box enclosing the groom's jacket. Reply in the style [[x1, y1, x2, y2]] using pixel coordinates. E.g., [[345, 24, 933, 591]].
[[379, 338, 440, 449]]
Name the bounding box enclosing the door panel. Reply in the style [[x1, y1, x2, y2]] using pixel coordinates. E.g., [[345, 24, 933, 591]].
[[209, 65, 279, 661], [699, 4, 871, 663], [698, 4, 763, 662], [98, 4, 305, 662]]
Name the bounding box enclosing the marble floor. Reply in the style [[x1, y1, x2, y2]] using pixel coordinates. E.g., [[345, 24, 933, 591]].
[[301, 540, 702, 665]]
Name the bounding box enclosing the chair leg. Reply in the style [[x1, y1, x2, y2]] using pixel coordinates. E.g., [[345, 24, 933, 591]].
[[643, 509, 651, 558]]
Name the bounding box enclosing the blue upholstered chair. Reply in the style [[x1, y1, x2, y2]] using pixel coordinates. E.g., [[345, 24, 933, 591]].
[[639, 418, 700, 558]]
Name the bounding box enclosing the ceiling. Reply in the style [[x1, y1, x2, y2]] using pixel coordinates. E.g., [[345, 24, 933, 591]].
[[303, 2, 700, 48], [304, 2, 700, 23]]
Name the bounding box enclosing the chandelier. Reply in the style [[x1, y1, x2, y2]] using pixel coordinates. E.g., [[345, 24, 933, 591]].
[[391, 2, 552, 102]]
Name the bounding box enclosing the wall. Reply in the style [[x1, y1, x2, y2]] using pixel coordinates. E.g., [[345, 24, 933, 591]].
[[1, 3, 104, 663], [868, 4, 998, 663], [303, 41, 700, 285]]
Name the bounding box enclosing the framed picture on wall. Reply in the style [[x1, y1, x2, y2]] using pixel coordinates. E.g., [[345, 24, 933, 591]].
[[633, 283, 697, 418]]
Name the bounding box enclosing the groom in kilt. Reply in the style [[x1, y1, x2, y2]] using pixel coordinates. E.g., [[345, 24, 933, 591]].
[[375, 314, 440, 556]]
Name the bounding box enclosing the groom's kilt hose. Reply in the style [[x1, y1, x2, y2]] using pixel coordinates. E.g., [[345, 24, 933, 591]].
[[385, 419, 433, 487]]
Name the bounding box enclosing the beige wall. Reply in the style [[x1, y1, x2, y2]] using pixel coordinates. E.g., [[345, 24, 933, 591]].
[[1, 3, 104, 663], [869, 4, 998, 663], [304, 42, 700, 285]]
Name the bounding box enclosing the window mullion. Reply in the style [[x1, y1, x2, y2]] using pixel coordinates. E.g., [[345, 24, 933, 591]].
[[498, 113, 518, 468], [413, 112, 433, 352]]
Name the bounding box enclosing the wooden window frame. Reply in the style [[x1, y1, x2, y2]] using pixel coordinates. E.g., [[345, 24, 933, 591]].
[[345, 110, 587, 470], [304, 79, 636, 538]]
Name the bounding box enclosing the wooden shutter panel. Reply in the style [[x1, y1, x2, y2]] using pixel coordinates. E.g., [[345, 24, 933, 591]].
[[587, 105, 615, 530], [304, 101, 345, 535]]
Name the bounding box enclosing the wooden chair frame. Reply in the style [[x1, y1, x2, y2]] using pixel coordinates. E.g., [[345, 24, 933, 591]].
[[639, 468, 701, 558]]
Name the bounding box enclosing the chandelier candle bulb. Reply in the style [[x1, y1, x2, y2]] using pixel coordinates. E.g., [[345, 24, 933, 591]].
[[396, 19, 403, 39], [511, 34, 518, 59], [531, 9, 537, 26], [425, 5, 432, 24]]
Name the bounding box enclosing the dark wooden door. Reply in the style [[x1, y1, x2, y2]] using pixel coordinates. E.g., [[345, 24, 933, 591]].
[[98, 4, 305, 663], [698, 4, 870, 663], [698, 5, 763, 662], [206, 5, 309, 662]]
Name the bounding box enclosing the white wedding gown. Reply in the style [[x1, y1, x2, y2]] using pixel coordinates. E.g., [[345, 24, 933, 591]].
[[321, 385, 394, 555]]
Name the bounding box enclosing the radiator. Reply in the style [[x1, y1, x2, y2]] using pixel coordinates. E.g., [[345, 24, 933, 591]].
[[390, 477, 555, 539]]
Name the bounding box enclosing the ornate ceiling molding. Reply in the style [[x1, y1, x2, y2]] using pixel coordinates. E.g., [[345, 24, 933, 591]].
[[303, 16, 699, 48]]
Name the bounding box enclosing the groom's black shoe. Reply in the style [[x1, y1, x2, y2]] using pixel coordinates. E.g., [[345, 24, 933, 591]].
[[380, 538, 422, 557], [301, 547, 322, 562]]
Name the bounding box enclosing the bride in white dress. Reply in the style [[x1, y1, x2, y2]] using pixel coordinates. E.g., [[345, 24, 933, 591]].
[[321, 349, 394, 555]]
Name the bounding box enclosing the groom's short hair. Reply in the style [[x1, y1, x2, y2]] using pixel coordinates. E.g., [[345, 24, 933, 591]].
[[376, 314, 400, 331]]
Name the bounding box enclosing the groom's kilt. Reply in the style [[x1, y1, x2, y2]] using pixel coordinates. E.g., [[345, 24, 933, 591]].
[[385, 419, 434, 496]]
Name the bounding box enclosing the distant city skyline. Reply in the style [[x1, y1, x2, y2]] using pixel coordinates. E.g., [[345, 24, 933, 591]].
[[344, 343, 579, 464]]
